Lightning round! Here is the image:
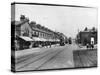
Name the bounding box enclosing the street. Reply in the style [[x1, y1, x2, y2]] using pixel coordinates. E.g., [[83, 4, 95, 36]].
[[15, 44, 79, 71]]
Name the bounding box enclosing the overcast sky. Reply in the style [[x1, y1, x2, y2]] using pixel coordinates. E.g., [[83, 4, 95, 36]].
[[12, 4, 97, 38]]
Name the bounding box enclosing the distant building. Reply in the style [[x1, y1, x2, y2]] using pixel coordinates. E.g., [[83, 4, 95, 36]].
[[76, 29, 97, 46]]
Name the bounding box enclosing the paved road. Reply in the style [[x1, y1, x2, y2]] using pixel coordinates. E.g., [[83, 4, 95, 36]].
[[73, 48, 97, 67], [15, 44, 79, 71]]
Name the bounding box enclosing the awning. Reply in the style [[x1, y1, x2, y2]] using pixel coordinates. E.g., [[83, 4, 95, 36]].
[[19, 36, 60, 42], [45, 38, 59, 42], [41, 38, 47, 41], [19, 36, 33, 41], [48, 39, 54, 42], [32, 37, 40, 41], [32, 37, 47, 41], [56, 39, 60, 42]]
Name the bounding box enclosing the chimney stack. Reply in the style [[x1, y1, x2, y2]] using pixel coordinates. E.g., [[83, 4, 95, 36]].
[[20, 15, 25, 21]]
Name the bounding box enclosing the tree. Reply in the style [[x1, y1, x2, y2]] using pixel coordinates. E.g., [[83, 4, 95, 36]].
[[20, 15, 25, 21], [92, 27, 96, 31]]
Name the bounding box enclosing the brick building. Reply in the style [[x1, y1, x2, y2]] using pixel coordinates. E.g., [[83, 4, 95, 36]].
[[76, 29, 97, 46]]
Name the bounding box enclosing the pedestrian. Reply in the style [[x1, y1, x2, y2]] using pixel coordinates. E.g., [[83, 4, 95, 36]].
[[91, 41, 94, 49], [91, 37, 94, 49], [86, 43, 89, 49]]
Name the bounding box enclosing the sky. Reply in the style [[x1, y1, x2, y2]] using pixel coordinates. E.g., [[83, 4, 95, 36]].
[[12, 4, 98, 38]]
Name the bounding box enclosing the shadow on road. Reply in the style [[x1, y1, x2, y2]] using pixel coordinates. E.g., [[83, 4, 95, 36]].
[[73, 49, 97, 68]]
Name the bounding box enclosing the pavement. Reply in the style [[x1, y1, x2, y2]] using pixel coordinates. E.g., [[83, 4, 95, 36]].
[[15, 44, 60, 58], [78, 44, 97, 50]]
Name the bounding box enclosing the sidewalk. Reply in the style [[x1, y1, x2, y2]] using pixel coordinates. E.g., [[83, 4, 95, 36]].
[[15, 45, 64, 59], [15, 48, 43, 58], [78, 44, 97, 50]]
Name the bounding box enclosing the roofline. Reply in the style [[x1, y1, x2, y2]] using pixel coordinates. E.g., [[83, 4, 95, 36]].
[[11, 2, 96, 8], [80, 31, 97, 33]]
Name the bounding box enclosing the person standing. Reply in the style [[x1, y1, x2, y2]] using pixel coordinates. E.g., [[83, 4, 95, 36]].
[[91, 37, 94, 49]]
